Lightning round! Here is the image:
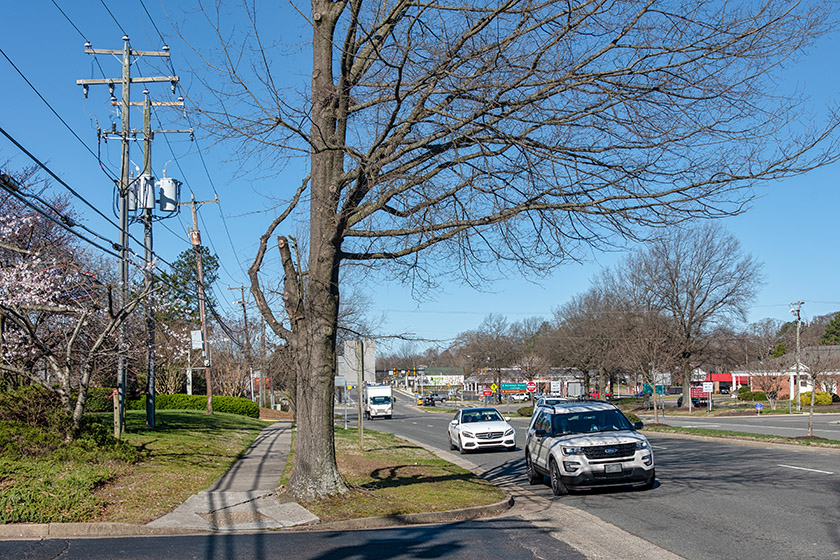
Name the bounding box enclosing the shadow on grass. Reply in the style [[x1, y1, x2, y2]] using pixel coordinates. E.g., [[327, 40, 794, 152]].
[[362, 464, 480, 491]]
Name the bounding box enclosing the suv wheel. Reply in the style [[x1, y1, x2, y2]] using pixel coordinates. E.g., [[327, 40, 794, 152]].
[[525, 452, 541, 485], [640, 469, 656, 491], [549, 460, 569, 496]]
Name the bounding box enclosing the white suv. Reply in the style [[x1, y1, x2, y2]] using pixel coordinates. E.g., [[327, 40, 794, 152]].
[[524, 401, 654, 495]]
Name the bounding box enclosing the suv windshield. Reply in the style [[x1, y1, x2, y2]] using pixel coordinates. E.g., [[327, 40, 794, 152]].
[[550, 409, 633, 435]]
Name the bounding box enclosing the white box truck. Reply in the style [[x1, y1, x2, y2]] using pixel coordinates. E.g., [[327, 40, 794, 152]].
[[364, 384, 393, 419]]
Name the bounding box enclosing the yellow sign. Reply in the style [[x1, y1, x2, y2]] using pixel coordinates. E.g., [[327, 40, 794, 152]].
[[490, 383, 497, 392]]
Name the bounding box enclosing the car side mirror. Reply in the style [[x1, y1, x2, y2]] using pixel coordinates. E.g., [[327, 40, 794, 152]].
[[534, 429, 548, 438], [503, 417, 511, 422], [634, 421, 644, 430], [450, 419, 458, 426]]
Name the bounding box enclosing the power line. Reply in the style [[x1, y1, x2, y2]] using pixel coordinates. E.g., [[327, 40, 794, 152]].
[[98, 0, 128, 37], [135, 2, 250, 280], [0, 46, 118, 182]]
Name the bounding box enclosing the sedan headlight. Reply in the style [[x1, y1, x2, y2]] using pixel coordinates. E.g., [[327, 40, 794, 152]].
[[504, 428, 514, 437], [635, 440, 650, 450], [461, 431, 475, 439], [562, 446, 584, 456]]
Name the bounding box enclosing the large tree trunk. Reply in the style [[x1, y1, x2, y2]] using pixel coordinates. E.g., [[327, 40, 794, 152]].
[[284, 0, 349, 501]]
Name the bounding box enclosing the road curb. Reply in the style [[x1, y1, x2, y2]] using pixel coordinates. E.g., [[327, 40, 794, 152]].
[[0, 522, 207, 540], [294, 495, 514, 532]]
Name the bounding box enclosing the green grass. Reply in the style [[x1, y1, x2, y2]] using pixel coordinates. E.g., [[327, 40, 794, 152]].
[[294, 427, 506, 523], [0, 410, 269, 524]]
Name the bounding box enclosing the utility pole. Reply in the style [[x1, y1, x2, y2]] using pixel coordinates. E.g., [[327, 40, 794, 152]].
[[357, 340, 365, 450], [78, 36, 179, 437], [228, 285, 254, 404], [791, 301, 804, 413], [180, 195, 219, 414]]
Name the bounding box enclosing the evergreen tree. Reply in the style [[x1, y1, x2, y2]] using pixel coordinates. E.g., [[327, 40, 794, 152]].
[[157, 247, 220, 324], [820, 313, 840, 345]]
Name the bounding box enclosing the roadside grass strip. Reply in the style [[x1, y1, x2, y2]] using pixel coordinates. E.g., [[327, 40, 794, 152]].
[[287, 426, 506, 523], [642, 425, 840, 449]]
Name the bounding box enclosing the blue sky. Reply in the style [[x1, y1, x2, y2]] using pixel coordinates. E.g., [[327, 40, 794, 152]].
[[1, 2, 838, 354]]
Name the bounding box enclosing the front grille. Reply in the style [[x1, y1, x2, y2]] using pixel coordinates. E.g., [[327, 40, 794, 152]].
[[593, 471, 631, 480], [475, 431, 504, 440], [583, 443, 635, 460]]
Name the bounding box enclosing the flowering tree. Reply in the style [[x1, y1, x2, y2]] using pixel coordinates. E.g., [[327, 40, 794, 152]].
[[0, 208, 150, 438]]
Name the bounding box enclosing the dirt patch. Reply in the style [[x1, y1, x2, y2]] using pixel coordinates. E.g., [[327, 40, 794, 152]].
[[260, 408, 294, 421]]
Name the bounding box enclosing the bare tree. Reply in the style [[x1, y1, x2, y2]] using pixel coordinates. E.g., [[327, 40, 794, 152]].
[[750, 370, 787, 411], [622, 224, 763, 408], [551, 285, 622, 396], [190, 0, 839, 499], [799, 346, 840, 437]]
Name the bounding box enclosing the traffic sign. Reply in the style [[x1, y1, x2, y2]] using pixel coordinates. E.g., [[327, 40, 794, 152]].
[[526, 381, 537, 393], [490, 383, 498, 392], [482, 388, 493, 396], [702, 382, 714, 393]]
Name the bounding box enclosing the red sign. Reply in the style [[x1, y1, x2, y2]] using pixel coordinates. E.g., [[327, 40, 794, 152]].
[[526, 381, 537, 393], [482, 388, 493, 396]]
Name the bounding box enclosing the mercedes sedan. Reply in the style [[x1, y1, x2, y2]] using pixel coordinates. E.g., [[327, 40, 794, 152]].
[[448, 407, 516, 454]]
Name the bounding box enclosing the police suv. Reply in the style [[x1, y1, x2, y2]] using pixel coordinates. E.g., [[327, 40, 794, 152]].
[[524, 401, 655, 495]]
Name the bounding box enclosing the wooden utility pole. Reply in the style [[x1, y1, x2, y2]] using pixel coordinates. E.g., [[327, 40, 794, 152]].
[[77, 36, 178, 437], [791, 301, 804, 413], [228, 285, 255, 404], [180, 195, 218, 414]]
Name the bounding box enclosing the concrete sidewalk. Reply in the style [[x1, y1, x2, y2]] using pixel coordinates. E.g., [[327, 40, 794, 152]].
[[146, 420, 319, 532]]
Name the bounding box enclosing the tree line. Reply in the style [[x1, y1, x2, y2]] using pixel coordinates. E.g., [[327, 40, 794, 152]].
[[380, 223, 840, 405]]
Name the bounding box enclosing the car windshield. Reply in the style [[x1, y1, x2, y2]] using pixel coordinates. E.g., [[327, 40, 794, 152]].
[[550, 409, 633, 435], [461, 409, 503, 423], [371, 396, 390, 405]]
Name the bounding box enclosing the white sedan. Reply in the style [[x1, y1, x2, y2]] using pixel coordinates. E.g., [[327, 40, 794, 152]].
[[447, 407, 516, 454]]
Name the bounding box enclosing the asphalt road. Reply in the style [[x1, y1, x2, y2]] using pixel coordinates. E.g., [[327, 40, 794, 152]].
[[370, 400, 840, 560], [0, 520, 587, 560]]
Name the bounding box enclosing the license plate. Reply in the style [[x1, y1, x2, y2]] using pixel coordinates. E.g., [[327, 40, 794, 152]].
[[605, 464, 622, 473]]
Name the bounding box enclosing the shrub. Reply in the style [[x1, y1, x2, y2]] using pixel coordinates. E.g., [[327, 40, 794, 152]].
[[517, 406, 534, 417], [832, 393, 840, 403], [624, 412, 642, 424], [738, 386, 752, 398], [127, 394, 260, 418], [80, 387, 116, 413], [741, 391, 767, 402], [799, 391, 833, 407], [0, 385, 70, 435]]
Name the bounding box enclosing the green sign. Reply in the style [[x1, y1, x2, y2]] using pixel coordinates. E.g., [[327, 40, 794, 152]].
[[500, 382, 526, 392]]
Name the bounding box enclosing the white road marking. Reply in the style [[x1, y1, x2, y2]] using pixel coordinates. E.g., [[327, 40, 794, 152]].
[[778, 464, 834, 475]]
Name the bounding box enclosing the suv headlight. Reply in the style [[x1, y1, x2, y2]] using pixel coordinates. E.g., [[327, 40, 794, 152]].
[[461, 431, 475, 438], [635, 440, 650, 450], [504, 428, 514, 437], [562, 446, 584, 456]]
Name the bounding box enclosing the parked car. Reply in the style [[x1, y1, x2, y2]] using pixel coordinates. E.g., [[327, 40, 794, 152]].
[[509, 393, 529, 402], [676, 396, 709, 407], [524, 401, 655, 495], [417, 395, 436, 407], [448, 407, 516, 454]]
